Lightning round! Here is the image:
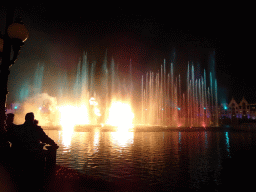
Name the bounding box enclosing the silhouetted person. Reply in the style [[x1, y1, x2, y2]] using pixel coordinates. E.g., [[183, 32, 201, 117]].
[[0, 113, 12, 149], [9, 112, 59, 191], [6, 113, 16, 148], [34, 119, 39, 126], [11, 112, 58, 150]]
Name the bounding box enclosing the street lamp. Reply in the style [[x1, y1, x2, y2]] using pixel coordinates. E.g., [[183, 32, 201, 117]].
[[0, 8, 28, 147], [1, 17, 29, 65]]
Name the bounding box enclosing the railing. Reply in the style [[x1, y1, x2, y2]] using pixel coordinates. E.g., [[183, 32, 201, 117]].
[[43, 145, 57, 167], [8, 144, 57, 171], [7, 144, 58, 190]]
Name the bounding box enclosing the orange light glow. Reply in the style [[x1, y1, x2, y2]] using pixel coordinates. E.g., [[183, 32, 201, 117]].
[[58, 104, 89, 131], [89, 97, 101, 117], [58, 104, 90, 148], [106, 101, 134, 130]]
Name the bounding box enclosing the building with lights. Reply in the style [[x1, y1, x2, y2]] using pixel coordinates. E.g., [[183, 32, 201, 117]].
[[219, 97, 256, 125]]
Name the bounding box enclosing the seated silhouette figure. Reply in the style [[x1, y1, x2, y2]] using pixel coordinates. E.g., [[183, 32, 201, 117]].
[[6, 113, 58, 191], [6, 113, 15, 145], [9, 112, 58, 150]]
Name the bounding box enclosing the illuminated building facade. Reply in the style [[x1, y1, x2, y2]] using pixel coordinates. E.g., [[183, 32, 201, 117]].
[[219, 97, 256, 124]]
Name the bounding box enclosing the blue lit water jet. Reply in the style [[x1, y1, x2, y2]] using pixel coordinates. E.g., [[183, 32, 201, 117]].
[[33, 63, 44, 95]]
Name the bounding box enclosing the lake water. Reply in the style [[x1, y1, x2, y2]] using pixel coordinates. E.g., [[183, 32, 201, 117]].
[[44, 128, 256, 191]]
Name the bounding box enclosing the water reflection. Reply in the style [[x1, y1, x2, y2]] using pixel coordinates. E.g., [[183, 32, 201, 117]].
[[83, 131, 100, 157], [225, 132, 231, 157], [110, 127, 134, 147], [50, 129, 256, 191], [178, 132, 182, 151], [204, 131, 208, 148], [93, 131, 100, 149], [60, 126, 74, 152]]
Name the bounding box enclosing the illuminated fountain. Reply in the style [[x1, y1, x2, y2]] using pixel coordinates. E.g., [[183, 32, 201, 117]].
[[10, 52, 218, 129], [141, 62, 218, 127]]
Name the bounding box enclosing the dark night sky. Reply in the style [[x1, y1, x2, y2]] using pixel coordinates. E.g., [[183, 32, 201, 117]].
[[1, 3, 255, 104]]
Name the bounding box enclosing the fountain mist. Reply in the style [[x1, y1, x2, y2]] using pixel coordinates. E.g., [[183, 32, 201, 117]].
[[11, 52, 218, 127]]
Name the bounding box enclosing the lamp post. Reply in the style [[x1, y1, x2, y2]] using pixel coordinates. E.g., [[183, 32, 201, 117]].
[[0, 7, 28, 146]]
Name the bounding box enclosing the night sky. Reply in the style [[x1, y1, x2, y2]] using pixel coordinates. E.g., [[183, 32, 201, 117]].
[[1, 3, 255, 105]]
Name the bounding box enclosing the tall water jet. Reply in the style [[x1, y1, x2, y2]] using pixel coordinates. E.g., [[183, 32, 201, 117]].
[[71, 53, 90, 124], [73, 60, 81, 102], [128, 59, 133, 102], [215, 79, 218, 126], [100, 52, 109, 124], [110, 58, 115, 102], [89, 61, 96, 96], [33, 63, 44, 96], [81, 52, 89, 104], [19, 80, 30, 102], [11, 51, 220, 128], [57, 70, 68, 105], [141, 60, 219, 127]]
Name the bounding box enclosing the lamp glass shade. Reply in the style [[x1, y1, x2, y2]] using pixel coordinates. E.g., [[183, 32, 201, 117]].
[[7, 23, 29, 42]]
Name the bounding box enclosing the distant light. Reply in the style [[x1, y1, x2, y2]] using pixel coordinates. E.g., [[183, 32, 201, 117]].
[[14, 106, 18, 110], [224, 106, 228, 110], [162, 108, 164, 110], [178, 108, 181, 110], [39, 107, 42, 110], [204, 107, 206, 110]]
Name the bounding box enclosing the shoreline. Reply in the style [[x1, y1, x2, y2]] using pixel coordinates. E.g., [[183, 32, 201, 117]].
[[41, 124, 256, 132]]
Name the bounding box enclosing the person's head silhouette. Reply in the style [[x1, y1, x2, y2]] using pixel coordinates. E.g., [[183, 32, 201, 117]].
[[25, 112, 35, 124]]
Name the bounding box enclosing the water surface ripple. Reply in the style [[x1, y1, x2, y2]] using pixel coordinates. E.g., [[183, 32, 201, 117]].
[[44, 129, 256, 191]]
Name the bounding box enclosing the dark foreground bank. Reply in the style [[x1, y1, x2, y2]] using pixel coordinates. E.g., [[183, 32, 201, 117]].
[[2, 128, 256, 191], [0, 159, 116, 192], [2, 158, 256, 192], [1, 156, 256, 192]]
